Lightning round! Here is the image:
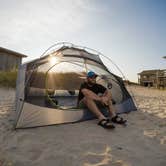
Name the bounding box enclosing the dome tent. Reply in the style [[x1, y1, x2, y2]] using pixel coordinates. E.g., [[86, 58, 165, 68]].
[[15, 42, 137, 129]]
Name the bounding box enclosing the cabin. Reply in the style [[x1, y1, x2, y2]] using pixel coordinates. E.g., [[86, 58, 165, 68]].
[[138, 69, 166, 88], [0, 47, 27, 71]]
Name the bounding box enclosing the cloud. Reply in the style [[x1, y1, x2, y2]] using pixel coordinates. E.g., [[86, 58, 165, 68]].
[[0, 0, 99, 58]]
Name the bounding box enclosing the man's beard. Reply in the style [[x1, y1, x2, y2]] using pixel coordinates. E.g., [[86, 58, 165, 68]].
[[88, 81, 95, 86]]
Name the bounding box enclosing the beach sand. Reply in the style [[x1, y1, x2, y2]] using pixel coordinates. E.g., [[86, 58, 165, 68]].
[[0, 86, 166, 166]]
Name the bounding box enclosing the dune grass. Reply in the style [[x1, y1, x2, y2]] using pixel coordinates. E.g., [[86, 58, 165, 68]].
[[0, 71, 17, 88]]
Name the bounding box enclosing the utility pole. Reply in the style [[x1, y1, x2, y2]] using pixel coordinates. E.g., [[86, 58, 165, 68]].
[[163, 57, 166, 88], [156, 70, 159, 88]]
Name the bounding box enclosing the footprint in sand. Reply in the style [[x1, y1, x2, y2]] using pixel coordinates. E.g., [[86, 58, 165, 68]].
[[143, 129, 159, 138], [144, 129, 166, 145], [83, 146, 128, 166], [160, 136, 166, 145]]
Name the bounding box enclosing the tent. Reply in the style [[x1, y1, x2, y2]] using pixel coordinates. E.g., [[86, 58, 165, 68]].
[[15, 42, 137, 129]]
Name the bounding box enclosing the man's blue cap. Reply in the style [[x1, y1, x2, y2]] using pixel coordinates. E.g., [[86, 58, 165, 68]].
[[87, 71, 98, 78]]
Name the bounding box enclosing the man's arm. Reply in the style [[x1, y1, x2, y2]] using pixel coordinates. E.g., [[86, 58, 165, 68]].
[[103, 89, 112, 99], [100, 89, 112, 106]]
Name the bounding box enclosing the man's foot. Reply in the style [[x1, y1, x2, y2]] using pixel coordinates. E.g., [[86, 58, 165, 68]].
[[111, 115, 127, 124], [98, 119, 115, 129]]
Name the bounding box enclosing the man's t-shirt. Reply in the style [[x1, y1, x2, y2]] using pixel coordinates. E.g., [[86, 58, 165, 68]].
[[78, 82, 107, 103]]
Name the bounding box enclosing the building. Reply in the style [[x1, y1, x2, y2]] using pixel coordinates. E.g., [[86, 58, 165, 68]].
[[138, 69, 166, 88], [0, 47, 27, 71]]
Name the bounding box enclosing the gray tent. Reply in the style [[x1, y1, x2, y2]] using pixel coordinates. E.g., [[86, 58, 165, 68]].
[[15, 43, 137, 129]]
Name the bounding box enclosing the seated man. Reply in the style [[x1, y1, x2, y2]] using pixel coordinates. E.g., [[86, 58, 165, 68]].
[[78, 71, 126, 129]]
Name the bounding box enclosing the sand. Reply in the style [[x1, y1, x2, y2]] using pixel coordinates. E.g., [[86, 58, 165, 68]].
[[0, 86, 166, 166]]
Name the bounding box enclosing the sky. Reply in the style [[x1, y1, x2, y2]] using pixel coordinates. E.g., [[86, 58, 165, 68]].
[[0, 0, 166, 82]]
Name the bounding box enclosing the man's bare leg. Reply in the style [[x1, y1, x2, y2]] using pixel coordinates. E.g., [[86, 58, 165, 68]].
[[102, 91, 116, 118], [82, 97, 106, 121], [80, 90, 116, 128], [81, 89, 116, 121], [107, 99, 116, 118], [106, 96, 126, 124], [81, 89, 107, 121]]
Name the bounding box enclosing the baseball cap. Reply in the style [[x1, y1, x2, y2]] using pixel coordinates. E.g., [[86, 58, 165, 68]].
[[87, 71, 98, 78]]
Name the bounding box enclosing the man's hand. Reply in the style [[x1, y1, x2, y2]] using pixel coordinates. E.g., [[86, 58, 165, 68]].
[[100, 96, 109, 106]]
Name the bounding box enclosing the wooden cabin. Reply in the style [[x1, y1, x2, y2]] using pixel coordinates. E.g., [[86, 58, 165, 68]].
[[138, 69, 166, 88], [0, 47, 27, 71]]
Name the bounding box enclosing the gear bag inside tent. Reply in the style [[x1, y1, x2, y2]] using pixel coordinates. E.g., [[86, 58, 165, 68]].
[[15, 42, 137, 129]]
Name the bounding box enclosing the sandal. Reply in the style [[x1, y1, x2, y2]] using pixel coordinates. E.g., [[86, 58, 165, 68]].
[[98, 119, 115, 129], [111, 115, 127, 124]]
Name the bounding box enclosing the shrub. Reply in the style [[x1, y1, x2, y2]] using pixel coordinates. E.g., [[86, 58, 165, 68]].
[[0, 70, 17, 88]]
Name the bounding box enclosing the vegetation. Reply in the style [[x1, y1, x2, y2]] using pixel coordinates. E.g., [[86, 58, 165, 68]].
[[124, 80, 139, 86], [30, 72, 84, 90], [0, 70, 17, 88]]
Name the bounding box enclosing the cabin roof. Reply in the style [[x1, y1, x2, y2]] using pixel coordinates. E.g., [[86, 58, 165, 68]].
[[0, 47, 28, 58], [138, 69, 166, 75]]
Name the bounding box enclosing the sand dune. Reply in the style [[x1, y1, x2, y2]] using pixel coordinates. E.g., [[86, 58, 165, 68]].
[[0, 86, 166, 166]]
